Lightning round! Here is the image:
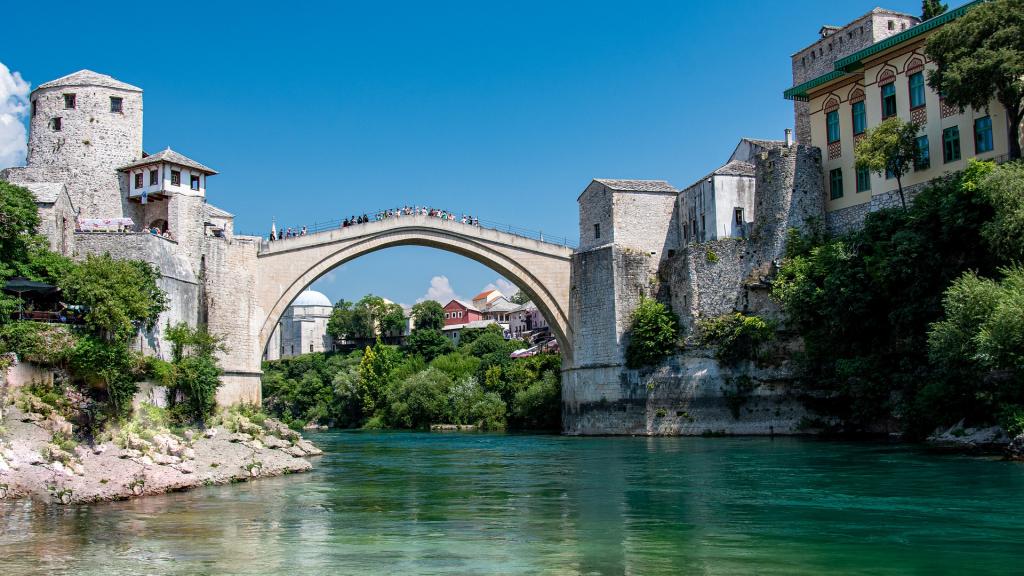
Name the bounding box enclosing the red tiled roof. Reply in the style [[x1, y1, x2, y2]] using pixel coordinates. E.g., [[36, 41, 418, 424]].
[[473, 289, 498, 301]]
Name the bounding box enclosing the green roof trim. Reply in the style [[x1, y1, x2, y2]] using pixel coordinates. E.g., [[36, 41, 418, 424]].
[[834, 0, 984, 72], [782, 0, 986, 101], [784, 70, 847, 101]]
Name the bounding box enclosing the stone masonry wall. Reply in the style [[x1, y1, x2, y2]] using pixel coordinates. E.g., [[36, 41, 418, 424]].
[[749, 144, 825, 269], [202, 236, 263, 405], [563, 350, 809, 436], [27, 85, 143, 219], [74, 232, 200, 360], [611, 191, 679, 265], [665, 238, 747, 334], [577, 182, 614, 251], [826, 181, 931, 235]]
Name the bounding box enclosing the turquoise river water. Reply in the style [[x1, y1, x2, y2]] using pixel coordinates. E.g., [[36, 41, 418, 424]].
[[2, 431, 1024, 575]]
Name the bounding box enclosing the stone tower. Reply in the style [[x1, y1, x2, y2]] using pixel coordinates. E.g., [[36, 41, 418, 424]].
[[26, 70, 143, 219]]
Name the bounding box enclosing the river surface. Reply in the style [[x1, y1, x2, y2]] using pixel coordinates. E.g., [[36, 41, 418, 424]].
[[2, 431, 1023, 575]]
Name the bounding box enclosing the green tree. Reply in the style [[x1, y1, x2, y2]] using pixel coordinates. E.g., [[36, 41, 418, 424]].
[[163, 323, 227, 423], [925, 0, 1024, 160], [854, 118, 921, 210], [326, 299, 357, 341], [979, 161, 1024, 262], [624, 297, 680, 369], [357, 339, 397, 414], [921, 0, 948, 20], [410, 300, 445, 331], [0, 181, 41, 269], [59, 254, 166, 342], [508, 291, 531, 305], [385, 367, 452, 429], [380, 301, 406, 337], [697, 313, 776, 365], [404, 328, 454, 361]]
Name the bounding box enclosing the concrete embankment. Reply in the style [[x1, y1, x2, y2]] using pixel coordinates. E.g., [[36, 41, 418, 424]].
[[0, 406, 322, 505]]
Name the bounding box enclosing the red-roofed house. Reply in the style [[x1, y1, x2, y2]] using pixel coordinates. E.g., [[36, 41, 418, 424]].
[[443, 299, 483, 327], [471, 289, 503, 309]]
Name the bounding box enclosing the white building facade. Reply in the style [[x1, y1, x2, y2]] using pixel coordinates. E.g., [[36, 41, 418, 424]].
[[264, 290, 335, 360]]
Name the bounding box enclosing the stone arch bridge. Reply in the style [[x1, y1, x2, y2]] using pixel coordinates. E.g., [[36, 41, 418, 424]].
[[253, 215, 575, 364]]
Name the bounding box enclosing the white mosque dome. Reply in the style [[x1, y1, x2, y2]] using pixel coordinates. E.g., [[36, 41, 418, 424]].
[[291, 290, 332, 307]]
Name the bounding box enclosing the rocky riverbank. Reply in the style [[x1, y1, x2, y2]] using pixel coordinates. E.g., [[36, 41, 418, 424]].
[[0, 404, 322, 505]]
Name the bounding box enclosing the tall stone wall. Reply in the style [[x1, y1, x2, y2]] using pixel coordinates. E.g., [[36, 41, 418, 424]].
[[74, 232, 200, 360], [202, 236, 263, 405], [749, 144, 825, 268], [27, 84, 143, 219], [665, 238, 747, 333]]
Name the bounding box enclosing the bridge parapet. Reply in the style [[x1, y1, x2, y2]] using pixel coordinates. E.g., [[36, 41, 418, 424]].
[[253, 214, 575, 369], [257, 214, 575, 258]]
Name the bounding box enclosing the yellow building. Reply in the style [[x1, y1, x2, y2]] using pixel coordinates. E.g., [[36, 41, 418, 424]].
[[784, 1, 1022, 232]]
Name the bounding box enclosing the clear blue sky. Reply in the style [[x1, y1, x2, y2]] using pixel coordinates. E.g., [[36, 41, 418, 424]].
[[2, 0, 929, 307]]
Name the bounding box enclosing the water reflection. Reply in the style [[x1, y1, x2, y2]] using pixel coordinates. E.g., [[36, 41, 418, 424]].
[[2, 433, 1023, 575]]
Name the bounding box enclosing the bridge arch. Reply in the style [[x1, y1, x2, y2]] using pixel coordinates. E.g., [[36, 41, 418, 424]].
[[254, 215, 574, 365]]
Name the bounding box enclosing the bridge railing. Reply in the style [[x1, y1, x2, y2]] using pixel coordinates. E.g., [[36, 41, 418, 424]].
[[242, 209, 578, 251]]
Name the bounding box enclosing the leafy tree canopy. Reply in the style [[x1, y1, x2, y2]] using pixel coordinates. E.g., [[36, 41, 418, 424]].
[[624, 297, 680, 369], [59, 254, 166, 342], [926, 0, 1024, 159], [410, 300, 445, 331], [921, 0, 948, 20], [854, 118, 921, 209]]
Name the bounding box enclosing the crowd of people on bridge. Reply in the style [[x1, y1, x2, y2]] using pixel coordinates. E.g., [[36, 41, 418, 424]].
[[342, 206, 481, 228], [268, 207, 482, 241], [268, 226, 307, 241]]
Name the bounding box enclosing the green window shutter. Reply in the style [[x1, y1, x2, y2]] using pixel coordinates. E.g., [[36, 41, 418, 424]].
[[882, 83, 897, 118], [915, 135, 930, 170], [909, 73, 926, 108], [974, 116, 993, 153], [829, 168, 844, 200], [852, 101, 866, 134], [827, 111, 840, 143], [856, 166, 871, 192]]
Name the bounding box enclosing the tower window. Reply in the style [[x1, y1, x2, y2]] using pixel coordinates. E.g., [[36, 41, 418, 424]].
[[134, 173, 143, 189], [51, 117, 62, 131], [149, 169, 158, 185], [734, 208, 744, 225], [63, 94, 76, 109], [171, 170, 181, 186], [31, 100, 37, 117], [190, 174, 201, 191], [594, 223, 600, 239], [888, 20, 895, 30], [110, 97, 123, 113]]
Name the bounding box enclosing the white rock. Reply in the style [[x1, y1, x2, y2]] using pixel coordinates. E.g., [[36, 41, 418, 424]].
[[203, 428, 219, 438]]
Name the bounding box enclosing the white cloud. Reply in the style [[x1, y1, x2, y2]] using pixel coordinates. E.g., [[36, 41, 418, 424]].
[[482, 278, 518, 297], [0, 62, 30, 170], [417, 275, 459, 304]]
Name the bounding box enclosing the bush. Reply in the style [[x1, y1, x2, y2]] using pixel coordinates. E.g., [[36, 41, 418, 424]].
[[385, 368, 452, 429], [404, 328, 454, 361], [771, 160, 1021, 434], [698, 313, 775, 365], [624, 297, 680, 369], [0, 322, 76, 365], [512, 370, 561, 430]]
